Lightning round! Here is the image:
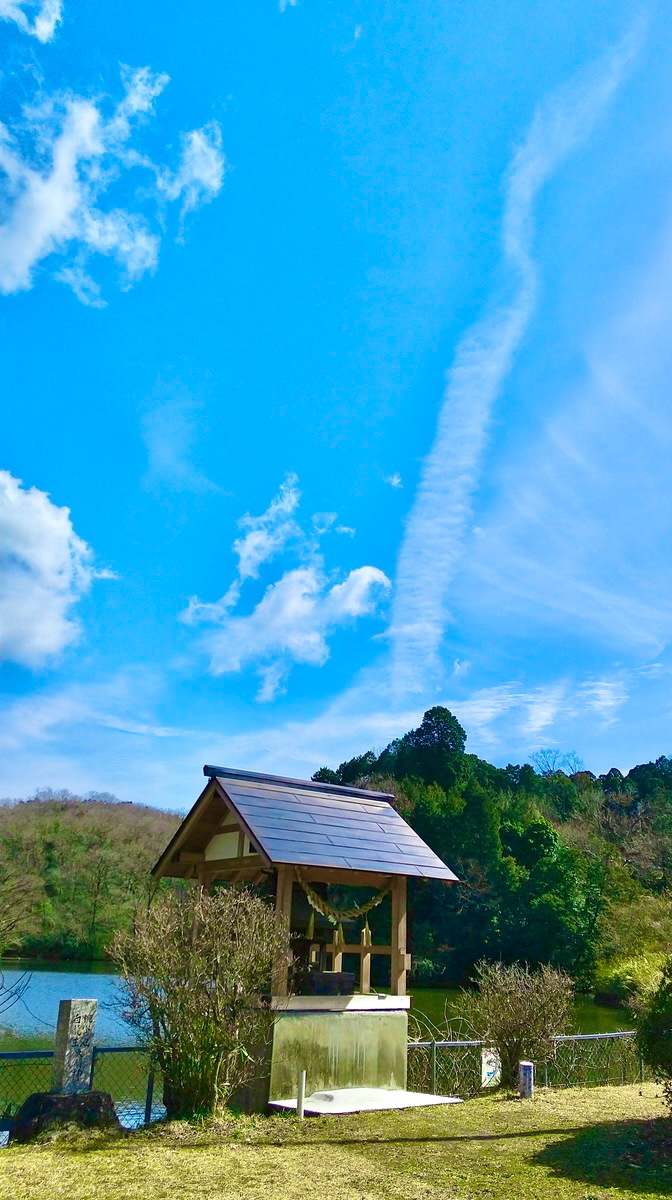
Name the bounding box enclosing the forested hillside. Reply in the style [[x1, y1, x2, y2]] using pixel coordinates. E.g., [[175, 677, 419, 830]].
[[315, 708, 672, 998], [2, 708, 671, 998], [0, 791, 180, 960]]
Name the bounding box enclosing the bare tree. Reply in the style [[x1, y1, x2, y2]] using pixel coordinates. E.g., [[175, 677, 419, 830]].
[[530, 749, 584, 777], [112, 885, 290, 1117], [460, 960, 573, 1088], [0, 862, 34, 1016]]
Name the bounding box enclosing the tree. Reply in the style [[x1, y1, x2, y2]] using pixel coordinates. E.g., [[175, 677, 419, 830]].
[[393, 707, 467, 792], [635, 955, 672, 1115], [112, 885, 290, 1117], [0, 861, 35, 1017], [460, 960, 573, 1088]]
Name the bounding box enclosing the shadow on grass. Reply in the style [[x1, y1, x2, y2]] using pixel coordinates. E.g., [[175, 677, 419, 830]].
[[533, 1117, 672, 1194]]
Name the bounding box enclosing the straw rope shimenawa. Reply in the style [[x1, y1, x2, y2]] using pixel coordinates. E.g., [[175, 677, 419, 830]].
[[295, 869, 391, 946]]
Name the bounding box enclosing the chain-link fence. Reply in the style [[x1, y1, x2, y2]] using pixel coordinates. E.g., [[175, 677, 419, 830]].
[[544, 1031, 645, 1088], [90, 1047, 166, 1128], [408, 1030, 648, 1097], [1, 1030, 648, 1143], [0, 1050, 53, 1136], [0, 1046, 165, 1144]]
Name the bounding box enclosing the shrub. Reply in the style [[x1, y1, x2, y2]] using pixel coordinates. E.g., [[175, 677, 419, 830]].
[[460, 960, 573, 1088], [635, 955, 672, 1115], [111, 885, 290, 1117], [594, 952, 665, 1004]]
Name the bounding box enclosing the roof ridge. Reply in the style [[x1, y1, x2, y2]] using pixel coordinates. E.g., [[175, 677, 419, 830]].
[[202, 764, 392, 802]]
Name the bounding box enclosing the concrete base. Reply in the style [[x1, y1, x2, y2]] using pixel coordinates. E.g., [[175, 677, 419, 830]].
[[230, 996, 410, 1112], [270, 1087, 463, 1115], [269, 998, 408, 1102]]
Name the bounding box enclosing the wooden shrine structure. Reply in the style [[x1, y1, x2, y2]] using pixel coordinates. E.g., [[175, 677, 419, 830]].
[[152, 765, 458, 1106]]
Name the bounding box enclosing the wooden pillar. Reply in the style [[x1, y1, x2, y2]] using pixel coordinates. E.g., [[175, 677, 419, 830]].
[[272, 865, 293, 997], [360, 927, 372, 995], [390, 876, 407, 996]]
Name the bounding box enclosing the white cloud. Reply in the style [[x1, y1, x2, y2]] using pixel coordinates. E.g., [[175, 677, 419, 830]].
[[0, 469, 113, 668], [389, 30, 639, 692], [278, 0, 298, 11], [385, 473, 403, 489], [0, 0, 62, 42], [184, 565, 391, 701], [233, 474, 302, 581], [181, 477, 390, 700], [158, 123, 227, 231], [0, 65, 226, 303]]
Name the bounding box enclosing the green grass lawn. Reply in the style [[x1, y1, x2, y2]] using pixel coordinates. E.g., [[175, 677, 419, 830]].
[[0, 1083, 670, 1200]]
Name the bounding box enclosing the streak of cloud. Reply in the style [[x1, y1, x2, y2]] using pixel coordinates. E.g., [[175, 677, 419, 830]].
[[390, 29, 641, 694]]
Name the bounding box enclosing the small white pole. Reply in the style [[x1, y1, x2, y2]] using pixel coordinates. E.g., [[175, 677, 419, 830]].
[[297, 1069, 306, 1119], [519, 1060, 534, 1099]]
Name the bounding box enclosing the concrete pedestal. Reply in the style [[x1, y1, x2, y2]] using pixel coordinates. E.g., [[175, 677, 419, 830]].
[[270, 995, 410, 1101], [232, 995, 410, 1112]]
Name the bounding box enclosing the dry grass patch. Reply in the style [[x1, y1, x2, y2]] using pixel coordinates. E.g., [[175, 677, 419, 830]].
[[0, 1084, 669, 1200]]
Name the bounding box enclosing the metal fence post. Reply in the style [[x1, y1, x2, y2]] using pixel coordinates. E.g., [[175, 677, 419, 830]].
[[144, 1058, 156, 1127], [431, 1040, 437, 1095], [543, 1061, 548, 1088], [639, 1052, 644, 1083], [88, 1047, 98, 1092]]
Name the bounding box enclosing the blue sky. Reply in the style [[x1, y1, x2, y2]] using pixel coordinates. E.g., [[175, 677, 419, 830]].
[[2, 0, 672, 810]]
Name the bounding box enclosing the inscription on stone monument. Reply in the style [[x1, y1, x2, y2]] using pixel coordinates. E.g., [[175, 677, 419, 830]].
[[51, 999, 98, 1095]]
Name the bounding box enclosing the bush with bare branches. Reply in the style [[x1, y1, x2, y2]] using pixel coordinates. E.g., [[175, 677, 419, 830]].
[[111, 886, 290, 1117], [459, 960, 574, 1088]]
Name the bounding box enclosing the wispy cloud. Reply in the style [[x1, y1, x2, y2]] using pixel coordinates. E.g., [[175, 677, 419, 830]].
[[0, 659, 647, 805], [461, 213, 672, 654], [181, 476, 390, 701], [278, 0, 299, 11], [390, 30, 640, 693], [579, 679, 629, 725], [234, 474, 302, 581], [0, 0, 61, 42], [142, 380, 218, 493], [0, 469, 114, 668], [0, 65, 226, 303], [385, 473, 403, 489]]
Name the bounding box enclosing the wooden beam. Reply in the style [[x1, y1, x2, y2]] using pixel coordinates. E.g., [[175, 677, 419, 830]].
[[272, 866, 294, 997], [199, 854, 264, 872], [325, 943, 392, 956], [297, 867, 394, 889], [390, 875, 407, 996]]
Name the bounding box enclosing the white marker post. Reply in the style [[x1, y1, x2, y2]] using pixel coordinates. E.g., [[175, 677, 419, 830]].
[[297, 1069, 306, 1119], [518, 1060, 534, 1099], [51, 999, 97, 1095]]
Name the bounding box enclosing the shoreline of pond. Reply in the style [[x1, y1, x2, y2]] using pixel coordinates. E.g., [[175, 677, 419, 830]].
[[0, 959, 634, 1051]]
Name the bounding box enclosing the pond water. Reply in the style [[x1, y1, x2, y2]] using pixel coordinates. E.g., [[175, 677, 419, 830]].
[[0, 960, 633, 1050]]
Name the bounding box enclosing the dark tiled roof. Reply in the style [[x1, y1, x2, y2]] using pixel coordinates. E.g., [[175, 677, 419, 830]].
[[207, 766, 458, 881]]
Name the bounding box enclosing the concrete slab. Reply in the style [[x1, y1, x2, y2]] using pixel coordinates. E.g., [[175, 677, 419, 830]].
[[269, 1087, 463, 1114]]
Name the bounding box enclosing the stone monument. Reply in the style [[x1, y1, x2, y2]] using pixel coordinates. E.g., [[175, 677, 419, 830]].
[[52, 999, 98, 1094], [9, 998, 121, 1143]]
